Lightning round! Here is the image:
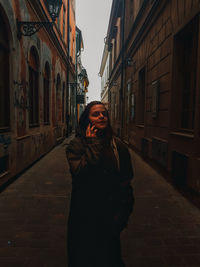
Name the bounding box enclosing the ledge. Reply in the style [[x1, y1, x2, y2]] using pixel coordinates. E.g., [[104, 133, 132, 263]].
[[0, 127, 10, 133], [16, 135, 31, 141], [170, 131, 194, 139], [136, 124, 145, 128], [0, 171, 9, 179], [152, 136, 168, 143]]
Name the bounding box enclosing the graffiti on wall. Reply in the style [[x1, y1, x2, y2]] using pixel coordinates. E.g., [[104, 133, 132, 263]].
[[14, 80, 29, 128]]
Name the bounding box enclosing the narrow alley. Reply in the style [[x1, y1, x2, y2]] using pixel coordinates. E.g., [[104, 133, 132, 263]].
[[0, 136, 200, 267]]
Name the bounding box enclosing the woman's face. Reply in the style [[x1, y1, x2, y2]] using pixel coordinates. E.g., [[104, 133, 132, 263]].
[[88, 104, 108, 130]]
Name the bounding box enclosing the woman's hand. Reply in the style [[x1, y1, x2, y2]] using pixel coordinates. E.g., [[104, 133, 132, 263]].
[[86, 123, 98, 137]]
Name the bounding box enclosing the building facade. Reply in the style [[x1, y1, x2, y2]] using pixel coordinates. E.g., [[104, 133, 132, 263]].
[[76, 26, 89, 120], [99, 43, 110, 110], [0, 0, 76, 187], [102, 0, 200, 192]]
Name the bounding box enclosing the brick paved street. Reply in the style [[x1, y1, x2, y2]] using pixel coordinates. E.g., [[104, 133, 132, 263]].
[[0, 135, 200, 266]]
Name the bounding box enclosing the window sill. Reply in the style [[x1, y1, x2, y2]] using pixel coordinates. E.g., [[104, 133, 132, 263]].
[[29, 124, 40, 128], [16, 135, 31, 141], [136, 124, 144, 128], [0, 171, 9, 179], [152, 136, 167, 143], [170, 131, 194, 139], [0, 127, 10, 133]]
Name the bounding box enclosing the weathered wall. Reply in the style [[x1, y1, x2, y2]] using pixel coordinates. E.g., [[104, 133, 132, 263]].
[[0, 0, 75, 187], [107, 0, 200, 192], [124, 0, 200, 191]]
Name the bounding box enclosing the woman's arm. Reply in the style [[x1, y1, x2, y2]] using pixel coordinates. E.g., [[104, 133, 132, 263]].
[[66, 137, 104, 177]]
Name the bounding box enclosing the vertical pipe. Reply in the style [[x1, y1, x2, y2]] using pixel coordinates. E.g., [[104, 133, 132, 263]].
[[66, 0, 70, 136], [120, 0, 125, 138], [75, 26, 78, 128]]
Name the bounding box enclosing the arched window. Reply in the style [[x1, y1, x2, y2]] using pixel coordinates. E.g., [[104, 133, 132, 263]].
[[29, 47, 39, 127], [56, 74, 61, 124], [43, 62, 50, 124], [62, 82, 65, 123], [0, 14, 9, 129]]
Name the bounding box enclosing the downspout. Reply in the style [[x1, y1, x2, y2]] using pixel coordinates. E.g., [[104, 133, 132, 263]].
[[120, 0, 125, 138], [75, 30, 78, 128], [66, 0, 70, 136]]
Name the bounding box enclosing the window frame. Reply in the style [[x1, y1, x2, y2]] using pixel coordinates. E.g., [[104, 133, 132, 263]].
[[29, 47, 39, 128], [43, 62, 50, 125]]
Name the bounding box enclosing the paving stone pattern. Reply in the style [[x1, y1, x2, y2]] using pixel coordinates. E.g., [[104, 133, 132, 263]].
[[0, 135, 200, 266]]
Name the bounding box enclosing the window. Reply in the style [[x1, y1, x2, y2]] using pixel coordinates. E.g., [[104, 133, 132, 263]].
[[138, 67, 146, 124], [126, 82, 131, 123], [114, 38, 117, 63], [130, 0, 134, 17], [131, 93, 135, 120], [139, 0, 144, 8], [68, 26, 71, 55], [152, 80, 159, 118], [62, 82, 65, 123], [29, 47, 39, 127], [0, 14, 9, 130], [56, 74, 61, 124], [173, 17, 198, 130], [63, 6, 66, 41], [57, 13, 60, 31], [43, 62, 50, 125]]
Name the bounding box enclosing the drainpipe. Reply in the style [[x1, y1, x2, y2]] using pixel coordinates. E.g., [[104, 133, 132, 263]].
[[75, 32, 78, 128], [66, 0, 70, 136], [120, 0, 125, 138]]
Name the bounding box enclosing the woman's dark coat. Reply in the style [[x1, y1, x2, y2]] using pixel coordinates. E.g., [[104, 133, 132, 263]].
[[66, 134, 134, 267]]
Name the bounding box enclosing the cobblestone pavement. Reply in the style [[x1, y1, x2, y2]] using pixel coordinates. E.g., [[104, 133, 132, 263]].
[[0, 135, 200, 266]]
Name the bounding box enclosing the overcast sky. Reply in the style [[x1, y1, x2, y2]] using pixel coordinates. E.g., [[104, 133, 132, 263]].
[[75, 0, 113, 102]]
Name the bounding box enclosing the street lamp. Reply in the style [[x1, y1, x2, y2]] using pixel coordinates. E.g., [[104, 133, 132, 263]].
[[17, 0, 62, 39]]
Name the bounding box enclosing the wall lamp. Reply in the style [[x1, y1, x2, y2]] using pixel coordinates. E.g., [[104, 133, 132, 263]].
[[17, 0, 62, 39]]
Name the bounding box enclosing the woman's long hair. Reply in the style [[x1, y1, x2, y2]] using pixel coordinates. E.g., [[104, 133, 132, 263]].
[[76, 101, 113, 139]]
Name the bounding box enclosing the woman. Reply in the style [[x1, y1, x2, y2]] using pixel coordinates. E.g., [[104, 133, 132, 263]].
[[66, 101, 134, 267]]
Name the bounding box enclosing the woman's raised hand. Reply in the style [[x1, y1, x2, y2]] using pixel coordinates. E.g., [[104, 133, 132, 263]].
[[86, 123, 98, 137]]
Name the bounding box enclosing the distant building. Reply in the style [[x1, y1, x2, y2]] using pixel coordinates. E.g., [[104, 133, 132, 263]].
[[101, 0, 200, 192], [76, 27, 89, 120], [0, 0, 76, 187], [99, 43, 110, 110]]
